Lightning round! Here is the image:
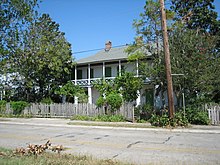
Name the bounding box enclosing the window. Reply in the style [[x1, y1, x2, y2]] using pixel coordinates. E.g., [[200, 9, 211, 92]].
[[70, 71, 75, 80], [105, 67, 112, 77], [77, 70, 82, 79], [87, 68, 94, 78], [145, 89, 154, 106], [117, 65, 125, 76], [90, 68, 94, 78]]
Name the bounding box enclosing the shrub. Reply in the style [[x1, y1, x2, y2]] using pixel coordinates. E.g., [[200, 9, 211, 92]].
[[185, 107, 210, 125], [41, 97, 53, 104], [137, 104, 154, 121], [149, 112, 188, 127], [108, 115, 125, 122], [94, 115, 125, 122], [10, 101, 29, 115], [96, 97, 105, 108], [0, 100, 7, 113], [106, 92, 123, 112]]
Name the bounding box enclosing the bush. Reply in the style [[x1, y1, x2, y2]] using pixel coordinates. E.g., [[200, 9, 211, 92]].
[[96, 97, 105, 108], [94, 115, 125, 122], [10, 101, 29, 115], [41, 97, 53, 104], [0, 100, 7, 113], [149, 112, 188, 127], [106, 92, 123, 112], [135, 104, 154, 121], [185, 107, 210, 125]]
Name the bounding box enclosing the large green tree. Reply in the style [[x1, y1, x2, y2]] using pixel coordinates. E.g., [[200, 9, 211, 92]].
[[11, 14, 74, 102], [169, 27, 220, 105], [0, 0, 38, 59], [171, 0, 220, 34]]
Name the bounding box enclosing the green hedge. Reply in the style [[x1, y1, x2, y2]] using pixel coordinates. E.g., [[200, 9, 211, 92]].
[[10, 101, 29, 115]]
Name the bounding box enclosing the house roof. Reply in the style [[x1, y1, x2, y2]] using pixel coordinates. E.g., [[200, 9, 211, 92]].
[[76, 44, 154, 65], [76, 46, 128, 65]]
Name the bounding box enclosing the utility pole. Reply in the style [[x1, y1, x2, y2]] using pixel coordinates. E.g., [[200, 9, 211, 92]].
[[159, 0, 175, 118]]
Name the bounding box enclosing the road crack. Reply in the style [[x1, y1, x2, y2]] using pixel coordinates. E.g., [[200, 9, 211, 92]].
[[163, 136, 173, 144], [127, 141, 143, 148]]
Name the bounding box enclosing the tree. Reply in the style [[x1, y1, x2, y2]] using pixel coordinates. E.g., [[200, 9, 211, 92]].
[[93, 79, 122, 113], [115, 72, 143, 103], [10, 14, 74, 102], [55, 81, 87, 103], [169, 27, 220, 105], [0, 0, 39, 59], [93, 72, 142, 113], [171, 0, 219, 34], [128, 0, 220, 109]]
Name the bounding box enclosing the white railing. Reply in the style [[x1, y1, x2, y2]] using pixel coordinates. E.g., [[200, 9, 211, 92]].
[[72, 76, 151, 87], [72, 77, 115, 86]]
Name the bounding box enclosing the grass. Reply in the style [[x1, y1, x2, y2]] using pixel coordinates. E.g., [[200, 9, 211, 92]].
[[0, 147, 131, 165], [68, 121, 154, 129]]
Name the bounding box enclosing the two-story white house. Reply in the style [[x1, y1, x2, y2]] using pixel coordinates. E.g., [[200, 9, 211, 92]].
[[73, 41, 155, 106]]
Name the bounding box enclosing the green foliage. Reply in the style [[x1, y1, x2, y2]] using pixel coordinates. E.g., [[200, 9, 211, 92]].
[[96, 97, 105, 108], [169, 27, 219, 105], [71, 115, 92, 121], [149, 112, 188, 127], [4, 13, 74, 102], [0, 100, 7, 112], [10, 101, 29, 115], [106, 92, 123, 112], [41, 97, 54, 104], [0, 0, 39, 58], [71, 115, 125, 122], [95, 115, 125, 122], [93, 79, 123, 113], [171, 0, 219, 34], [185, 107, 210, 125], [135, 104, 154, 121], [55, 81, 87, 103], [115, 72, 143, 102]]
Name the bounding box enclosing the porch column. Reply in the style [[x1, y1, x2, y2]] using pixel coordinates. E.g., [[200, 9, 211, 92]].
[[119, 60, 121, 76], [102, 62, 105, 78], [136, 59, 139, 77], [88, 64, 92, 104], [74, 65, 78, 104], [136, 90, 141, 106]]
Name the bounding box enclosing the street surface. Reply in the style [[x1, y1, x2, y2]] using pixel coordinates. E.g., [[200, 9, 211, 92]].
[[0, 118, 220, 165]]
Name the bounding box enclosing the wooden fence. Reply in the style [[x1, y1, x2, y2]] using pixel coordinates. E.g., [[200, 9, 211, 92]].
[[4, 103, 134, 121], [206, 104, 220, 125]]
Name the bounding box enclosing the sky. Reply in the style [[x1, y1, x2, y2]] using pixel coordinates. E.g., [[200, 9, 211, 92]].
[[38, 0, 220, 60]]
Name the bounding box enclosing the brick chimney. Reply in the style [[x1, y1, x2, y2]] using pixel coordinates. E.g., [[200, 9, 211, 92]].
[[105, 40, 112, 51]]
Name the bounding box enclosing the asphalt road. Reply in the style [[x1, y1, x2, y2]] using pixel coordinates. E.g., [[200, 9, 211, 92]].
[[0, 118, 220, 165]]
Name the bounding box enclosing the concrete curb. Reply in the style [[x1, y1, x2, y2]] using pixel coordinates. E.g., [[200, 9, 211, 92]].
[[1, 120, 220, 134]]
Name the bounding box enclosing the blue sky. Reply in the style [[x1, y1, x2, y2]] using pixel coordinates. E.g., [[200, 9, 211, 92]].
[[38, 0, 220, 60]]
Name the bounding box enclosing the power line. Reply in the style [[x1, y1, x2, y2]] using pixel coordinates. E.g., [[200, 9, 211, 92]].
[[72, 44, 129, 55]]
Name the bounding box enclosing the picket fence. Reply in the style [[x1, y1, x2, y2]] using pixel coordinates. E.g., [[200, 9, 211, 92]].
[[206, 104, 220, 125], [4, 103, 134, 121]]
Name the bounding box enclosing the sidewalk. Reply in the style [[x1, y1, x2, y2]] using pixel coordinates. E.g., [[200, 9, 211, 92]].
[[1, 117, 220, 134]]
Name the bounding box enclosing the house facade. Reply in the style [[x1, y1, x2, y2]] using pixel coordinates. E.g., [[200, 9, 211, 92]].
[[73, 41, 155, 106]]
